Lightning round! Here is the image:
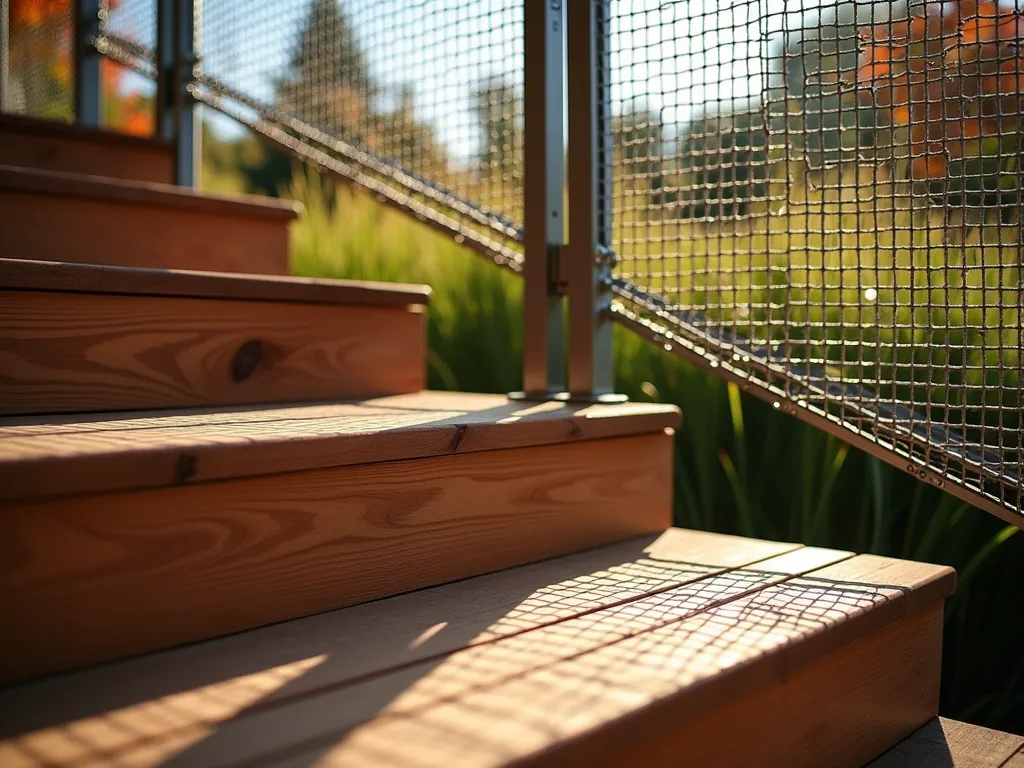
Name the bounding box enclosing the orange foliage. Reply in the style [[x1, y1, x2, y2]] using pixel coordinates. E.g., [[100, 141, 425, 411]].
[[9, 0, 150, 135], [856, 0, 1024, 179]]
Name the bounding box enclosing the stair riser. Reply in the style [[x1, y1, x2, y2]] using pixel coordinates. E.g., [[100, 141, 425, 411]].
[[0, 290, 426, 414], [557, 602, 944, 768], [0, 117, 174, 183], [1, 191, 290, 274], [0, 430, 675, 684]]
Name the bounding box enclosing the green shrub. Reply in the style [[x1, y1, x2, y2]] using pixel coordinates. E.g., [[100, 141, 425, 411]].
[[279, 170, 1024, 734]]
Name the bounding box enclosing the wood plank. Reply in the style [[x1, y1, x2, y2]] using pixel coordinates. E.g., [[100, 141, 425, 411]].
[[0, 258, 431, 307], [0, 188, 291, 275], [0, 115, 174, 183], [42, 548, 847, 768], [0, 289, 426, 414], [0, 529, 801, 742], [613, 603, 944, 768], [0, 431, 674, 684], [268, 556, 950, 768], [0, 392, 682, 502], [867, 718, 1024, 768], [0, 165, 299, 219]]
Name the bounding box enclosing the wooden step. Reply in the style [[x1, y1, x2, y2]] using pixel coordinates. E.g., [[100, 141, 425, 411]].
[[0, 165, 299, 274], [868, 717, 1024, 767], [0, 258, 430, 414], [0, 114, 175, 183], [0, 392, 680, 683], [0, 528, 955, 768]]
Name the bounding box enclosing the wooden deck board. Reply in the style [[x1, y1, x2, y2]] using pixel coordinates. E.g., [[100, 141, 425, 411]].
[[0, 532, 954, 768], [0, 529, 799, 737], [0, 392, 681, 502], [868, 717, 1024, 767]]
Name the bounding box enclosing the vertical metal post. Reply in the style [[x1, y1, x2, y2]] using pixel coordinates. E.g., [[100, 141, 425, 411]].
[[515, 0, 566, 398], [156, 0, 175, 142], [0, 0, 9, 112], [174, 0, 199, 186], [566, 0, 621, 401], [75, 0, 102, 126]]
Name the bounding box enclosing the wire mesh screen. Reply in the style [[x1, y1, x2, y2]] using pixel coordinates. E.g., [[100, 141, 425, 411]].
[[606, 0, 1023, 520], [4, 0, 75, 119], [192, 0, 525, 268]]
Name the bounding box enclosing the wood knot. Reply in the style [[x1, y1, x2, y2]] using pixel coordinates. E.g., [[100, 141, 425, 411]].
[[231, 339, 264, 382]]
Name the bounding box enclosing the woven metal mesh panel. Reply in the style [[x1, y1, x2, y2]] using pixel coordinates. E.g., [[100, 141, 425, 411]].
[[4, 0, 75, 120], [606, 0, 1023, 519], [192, 0, 525, 267]]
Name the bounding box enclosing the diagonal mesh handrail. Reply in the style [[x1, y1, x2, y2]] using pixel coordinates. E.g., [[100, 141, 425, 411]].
[[88, 0, 1023, 524], [604, 0, 1023, 523]]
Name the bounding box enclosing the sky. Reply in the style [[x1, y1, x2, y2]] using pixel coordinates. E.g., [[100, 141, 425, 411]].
[[107, 0, 866, 158]]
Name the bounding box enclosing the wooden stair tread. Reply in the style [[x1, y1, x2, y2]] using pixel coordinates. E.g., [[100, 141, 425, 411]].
[[0, 114, 173, 151], [0, 528, 955, 768], [868, 717, 1024, 767], [0, 114, 174, 183], [0, 392, 681, 503], [0, 164, 300, 221], [0, 259, 430, 416], [0, 257, 431, 307]]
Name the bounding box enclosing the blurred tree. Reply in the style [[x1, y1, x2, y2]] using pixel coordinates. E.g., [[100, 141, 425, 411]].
[[766, 1, 901, 169], [274, 0, 372, 137], [676, 107, 767, 220], [8, 0, 153, 132], [854, 0, 1024, 221], [473, 77, 521, 186], [614, 101, 664, 174]]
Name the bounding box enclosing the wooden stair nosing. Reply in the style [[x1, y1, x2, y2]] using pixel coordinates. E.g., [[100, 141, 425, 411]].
[[0, 536, 955, 768], [0, 431, 676, 684], [0, 164, 301, 221], [0, 393, 682, 503], [0, 257, 431, 308]]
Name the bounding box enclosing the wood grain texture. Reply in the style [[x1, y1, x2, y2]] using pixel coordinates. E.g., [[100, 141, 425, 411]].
[[0, 257, 431, 307], [868, 718, 1024, 768], [0, 188, 291, 274], [278, 558, 950, 768], [0, 289, 426, 414], [62, 549, 851, 768], [0, 115, 175, 182], [0, 392, 681, 502], [0, 431, 674, 684], [611, 603, 944, 768], [0, 530, 802, 748], [0, 164, 299, 219]]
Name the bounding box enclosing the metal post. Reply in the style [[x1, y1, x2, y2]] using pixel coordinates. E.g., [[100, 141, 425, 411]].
[[157, 0, 175, 142], [514, 0, 566, 399], [0, 0, 9, 112], [75, 0, 102, 126], [174, 0, 199, 186], [565, 0, 622, 401]]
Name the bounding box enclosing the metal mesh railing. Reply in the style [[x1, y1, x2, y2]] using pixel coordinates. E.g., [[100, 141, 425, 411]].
[[605, 0, 1022, 521], [47, 0, 1024, 522], [194, 0, 526, 269], [4, 0, 75, 119]]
